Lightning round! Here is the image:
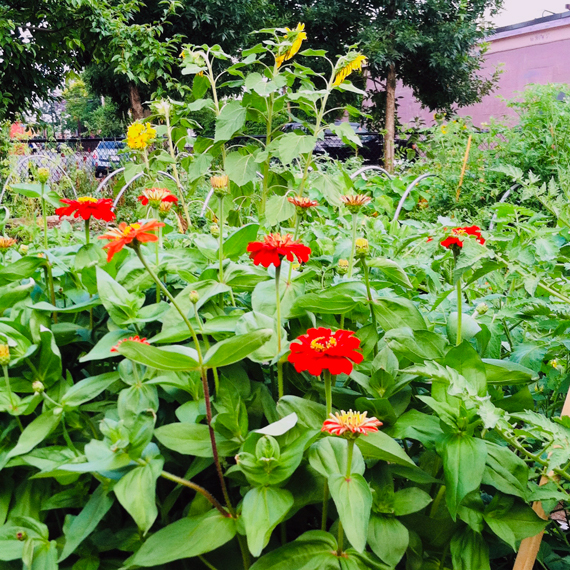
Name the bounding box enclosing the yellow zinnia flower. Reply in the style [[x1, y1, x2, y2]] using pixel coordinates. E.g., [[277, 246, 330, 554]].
[[333, 53, 367, 86], [126, 123, 157, 150], [276, 23, 306, 68]]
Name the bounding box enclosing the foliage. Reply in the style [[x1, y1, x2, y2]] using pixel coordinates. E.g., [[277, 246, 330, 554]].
[[2, 26, 570, 570]]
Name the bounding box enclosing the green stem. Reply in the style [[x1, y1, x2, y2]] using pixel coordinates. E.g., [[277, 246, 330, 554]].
[[61, 414, 79, 456], [40, 187, 48, 250], [362, 259, 378, 356], [45, 262, 57, 324], [323, 369, 332, 417], [158, 468, 228, 517], [275, 263, 282, 355], [345, 438, 355, 479], [237, 533, 251, 570], [287, 213, 301, 284], [84, 218, 90, 244], [321, 481, 329, 531], [348, 214, 358, 278], [3, 364, 16, 411], [456, 277, 462, 346], [198, 556, 219, 570], [337, 521, 344, 557], [218, 195, 224, 283], [277, 359, 284, 401]]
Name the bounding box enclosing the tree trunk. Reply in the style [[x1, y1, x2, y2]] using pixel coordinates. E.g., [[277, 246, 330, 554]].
[[129, 83, 145, 120], [384, 64, 396, 174]]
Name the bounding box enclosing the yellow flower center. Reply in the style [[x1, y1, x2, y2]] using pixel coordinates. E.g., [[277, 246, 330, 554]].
[[310, 336, 337, 352], [336, 410, 368, 429], [77, 196, 98, 203], [122, 223, 140, 236], [355, 238, 368, 247]]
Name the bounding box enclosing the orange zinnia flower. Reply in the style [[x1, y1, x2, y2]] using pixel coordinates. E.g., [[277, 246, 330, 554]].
[[322, 410, 382, 437], [288, 196, 318, 209], [110, 335, 150, 353], [98, 220, 165, 262]]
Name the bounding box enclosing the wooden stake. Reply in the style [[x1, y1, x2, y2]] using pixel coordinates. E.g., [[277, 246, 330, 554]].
[[455, 134, 472, 202], [512, 391, 570, 570]]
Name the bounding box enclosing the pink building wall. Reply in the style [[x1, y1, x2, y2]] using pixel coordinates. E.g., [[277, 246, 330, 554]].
[[388, 13, 570, 127]]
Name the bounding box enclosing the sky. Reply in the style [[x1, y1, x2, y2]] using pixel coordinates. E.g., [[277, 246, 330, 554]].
[[492, 0, 568, 27]]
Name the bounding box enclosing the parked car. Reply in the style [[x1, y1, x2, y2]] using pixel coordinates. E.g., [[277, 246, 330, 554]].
[[92, 141, 126, 177]]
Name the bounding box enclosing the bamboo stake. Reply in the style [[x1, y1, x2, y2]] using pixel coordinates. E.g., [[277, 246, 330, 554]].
[[512, 391, 570, 570], [455, 134, 472, 202]]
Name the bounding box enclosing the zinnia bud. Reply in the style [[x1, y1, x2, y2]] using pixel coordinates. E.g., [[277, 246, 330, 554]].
[[210, 175, 230, 196], [475, 302, 489, 316], [19, 244, 29, 255], [210, 223, 220, 237], [337, 259, 349, 275], [158, 201, 173, 218], [0, 344, 10, 366], [37, 167, 50, 184], [189, 290, 200, 304], [16, 531, 27, 541], [32, 381, 45, 393], [355, 238, 369, 258]]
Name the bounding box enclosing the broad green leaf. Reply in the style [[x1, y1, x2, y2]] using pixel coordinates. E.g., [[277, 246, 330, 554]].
[[444, 342, 487, 396], [446, 313, 482, 344], [367, 515, 409, 567], [278, 133, 317, 165], [6, 410, 60, 460], [225, 149, 259, 186], [308, 437, 365, 478], [450, 527, 490, 570], [114, 458, 164, 534], [223, 223, 260, 259], [235, 311, 285, 363], [30, 298, 101, 314], [392, 487, 432, 515], [328, 122, 361, 148], [441, 434, 487, 519], [328, 473, 372, 553], [36, 326, 62, 385], [249, 530, 339, 570], [367, 257, 412, 288], [482, 441, 528, 498], [61, 372, 120, 408], [483, 359, 537, 385], [0, 257, 45, 285], [96, 267, 143, 325], [265, 194, 296, 226], [372, 298, 426, 331], [79, 330, 133, 362], [59, 485, 114, 561], [356, 430, 415, 467], [509, 343, 548, 372], [384, 327, 447, 362], [277, 396, 327, 427], [242, 486, 294, 556], [215, 100, 246, 142], [0, 281, 34, 313], [126, 510, 236, 567], [204, 329, 272, 368], [118, 342, 200, 371], [154, 423, 239, 457], [291, 282, 367, 316]]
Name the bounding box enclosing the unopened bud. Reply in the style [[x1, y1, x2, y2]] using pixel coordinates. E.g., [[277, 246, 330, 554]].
[[158, 201, 173, 218], [0, 344, 10, 366], [210, 223, 220, 237], [189, 290, 200, 304], [355, 238, 369, 258], [153, 99, 172, 118], [475, 302, 488, 316], [37, 167, 50, 184], [210, 175, 230, 196], [337, 259, 349, 275], [32, 381, 45, 393], [19, 244, 29, 255], [16, 531, 27, 541]]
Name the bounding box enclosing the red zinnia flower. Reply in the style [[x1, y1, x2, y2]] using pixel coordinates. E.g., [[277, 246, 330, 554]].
[[110, 336, 150, 353], [322, 410, 383, 437], [247, 233, 311, 268], [288, 327, 363, 376], [98, 219, 165, 262], [55, 197, 115, 222], [287, 196, 318, 209], [440, 226, 485, 249], [137, 187, 178, 207]]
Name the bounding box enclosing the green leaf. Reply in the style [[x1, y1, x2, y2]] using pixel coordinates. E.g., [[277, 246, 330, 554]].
[[154, 423, 239, 457], [278, 133, 317, 165], [356, 430, 416, 467], [291, 282, 367, 316], [36, 326, 62, 385], [59, 485, 114, 561], [483, 359, 537, 385], [0, 257, 45, 285], [243, 486, 294, 556], [328, 122, 361, 148], [392, 487, 432, 515], [118, 342, 200, 371], [444, 342, 487, 397], [482, 441, 528, 498], [441, 434, 487, 519], [225, 149, 259, 186], [223, 223, 260, 259], [367, 515, 409, 567], [447, 313, 482, 344], [96, 267, 143, 326], [372, 298, 426, 331], [308, 437, 365, 479], [384, 327, 447, 362], [510, 343, 548, 372], [204, 329, 272, 368], [249, 530, 339, 570], [114, 458, 164, 534], [367, 258, 412, 289], [265, 194, 296, 226], [79, 330, 133, 362], [6, 410, 60, 460], [126, 510, 236, 567], [328, 473, 372, 553], [484, 499, 547, 550], [215, 100, 246, 142], [450, 528, 490, 570], [277, 396, 327, 428], [30, 298, 101, 314], [61, 372, 119, 409], [11, 183, 42, 198]]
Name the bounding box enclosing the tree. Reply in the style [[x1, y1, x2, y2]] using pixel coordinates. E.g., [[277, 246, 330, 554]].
[[279, 0, 504, 171]]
